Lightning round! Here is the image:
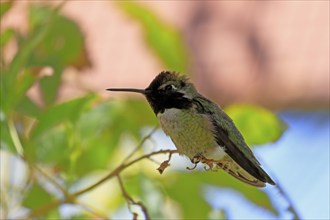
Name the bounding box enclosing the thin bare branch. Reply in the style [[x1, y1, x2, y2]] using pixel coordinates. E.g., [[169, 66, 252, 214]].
[[31, 164, 68, 196], [123, 126, 158, 162], [117, 175, 150, 220], [275, 183, 301, 220], [26, 149, 178, 218], [73, 149, 178, 197], [258, 159, 301, 219]]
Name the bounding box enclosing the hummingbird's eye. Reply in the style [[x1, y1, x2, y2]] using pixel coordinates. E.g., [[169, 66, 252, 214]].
[[164, 84, 176, 91]]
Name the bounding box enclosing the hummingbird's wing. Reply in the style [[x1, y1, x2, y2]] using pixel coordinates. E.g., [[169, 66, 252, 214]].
[[193, 96, 275, 186]]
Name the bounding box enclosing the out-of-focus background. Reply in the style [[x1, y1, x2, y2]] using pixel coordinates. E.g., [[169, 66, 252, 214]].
[[1, 1, 329, 219]]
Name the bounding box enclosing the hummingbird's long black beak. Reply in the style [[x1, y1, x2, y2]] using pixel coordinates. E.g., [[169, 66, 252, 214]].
[[106, 88, 146, 94]]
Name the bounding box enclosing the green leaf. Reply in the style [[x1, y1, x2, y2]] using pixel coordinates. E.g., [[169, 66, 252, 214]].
[[163, 172, 212, 219], [3, 4, 58, 96], [39, 68, 62, 105], [4, 68, 38, 112], [31, 94, 96, 139], [28, 4, 88, 68], [2, 4, 65, 114], [225, 104, 287, 146], [28, 126, 69, 164], [22, 183, 53, 209], [94, 99, 157, 140], [0, 1, 12, 18], [26, 4, 90, 104], [25, 99, 154, 179], [15, 95, 41, 118], [76, 101, 122, 152], [120, 99, 157, 136], [0, 28, 15, 48], [0, 119, 16, 153], [119, 2, 189, 73], [72, 99, 156, 177], [75, 101, 116, 140], [74, 141, 113, 177]]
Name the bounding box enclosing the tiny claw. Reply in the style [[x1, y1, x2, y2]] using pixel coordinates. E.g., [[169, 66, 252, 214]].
[[186, 162, 198, 170], [190, 157, 200, 164], [187, 153, 204, 170], [202, 158, 218, 172], [190, 152, 205, 163], [203, 164, 211, 171]]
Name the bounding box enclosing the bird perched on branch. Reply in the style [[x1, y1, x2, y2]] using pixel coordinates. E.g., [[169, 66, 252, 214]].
[[108, 71, 276, 187]]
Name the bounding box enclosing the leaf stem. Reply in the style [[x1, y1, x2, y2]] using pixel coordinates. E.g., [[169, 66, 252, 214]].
[[7, 118, 24, 156]]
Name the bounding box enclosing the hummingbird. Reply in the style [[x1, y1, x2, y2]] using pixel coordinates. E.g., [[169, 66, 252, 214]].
[[107, 71, 275, 187]]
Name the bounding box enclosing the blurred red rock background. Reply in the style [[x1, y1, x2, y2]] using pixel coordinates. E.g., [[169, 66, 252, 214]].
[[2, 1, 329, 109]]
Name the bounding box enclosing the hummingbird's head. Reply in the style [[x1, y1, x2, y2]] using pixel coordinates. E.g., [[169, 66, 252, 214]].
[[107, 71, 198, 115]]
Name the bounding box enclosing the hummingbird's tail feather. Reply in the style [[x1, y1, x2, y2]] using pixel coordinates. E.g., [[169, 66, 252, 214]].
[[217, 161, 267, 187], [208, 114, 276, 186]]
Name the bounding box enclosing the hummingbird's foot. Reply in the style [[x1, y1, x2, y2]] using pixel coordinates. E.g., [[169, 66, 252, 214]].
[[202, 159, 218, 171], [186, 163, 198, 170], [197, 156, 219, 171], [187, 153, 219, 171], [186, 153, 203, 170], [190, 154, 202, 164]]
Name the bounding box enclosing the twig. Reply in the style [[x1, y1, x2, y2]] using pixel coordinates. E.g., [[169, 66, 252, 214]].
[[275, 183, 301, 220], [31, 164, 70, 198], [117, 175, 150, 220], [259, 159, 301, 219], [123, 126, 158, 162], [73, 149, 178, 197]]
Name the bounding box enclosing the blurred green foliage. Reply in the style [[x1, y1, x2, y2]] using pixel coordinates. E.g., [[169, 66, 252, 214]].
[[0, 1, 11, 18], [1, 2, 285, 219], [225, 104, 287, 146], [119, 2, 189, 73], [22, 183, 54, 209]]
